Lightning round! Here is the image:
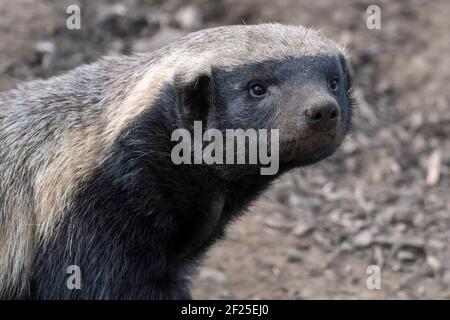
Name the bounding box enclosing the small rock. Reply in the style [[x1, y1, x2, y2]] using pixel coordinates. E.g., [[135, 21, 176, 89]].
[[292, 221, 314, 237], [286, 247, 302, 263], [426, 149, 442, 186], [392, 262, 403, 272], [175, 6, 202, 30], [373, 246, 384, 266], [397, 249, 417, 262], [264, 216, 291, 230], [295, 241, 310, 250], [426, 255, 441, 272], [34, 41, 56, 73], [198, 268, 227, 284], [35, 41, 55, 55], [394, 222, 408, 233], [313, 232, 333, 249], [351, 276, 360, 285], [108, 4, 127, 16], [340, 241, 353, 251], [352, 229, 373, 248]]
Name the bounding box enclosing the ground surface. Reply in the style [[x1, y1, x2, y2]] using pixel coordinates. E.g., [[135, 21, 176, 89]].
[[0, 0, 449, 299]]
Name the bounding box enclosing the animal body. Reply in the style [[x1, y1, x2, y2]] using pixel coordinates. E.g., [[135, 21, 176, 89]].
[[0, 24, 354, 299]]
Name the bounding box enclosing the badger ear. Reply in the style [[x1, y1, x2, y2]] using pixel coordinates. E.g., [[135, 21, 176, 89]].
[[175, 74, 213, 129], [338, 54, 353, 90]]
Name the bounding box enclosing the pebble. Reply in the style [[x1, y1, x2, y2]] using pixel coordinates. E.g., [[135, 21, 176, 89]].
[[351, 276, 360, 285], [426, 255, 441, 272], [286, 247, 302, 263], [175, 6, 202, 30], [198, 268, 227, 284], [264, 216, 291, 230], [292, 221, 314, 237], [35, 41, 55, 55], [352, 229, 373, 248], [397, 249, 417, 262], [392, 262, 403, 272]]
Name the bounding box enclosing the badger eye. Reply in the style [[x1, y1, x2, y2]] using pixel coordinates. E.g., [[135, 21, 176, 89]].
[[329, 77, 339, 92], [249, 83, 267, 98]]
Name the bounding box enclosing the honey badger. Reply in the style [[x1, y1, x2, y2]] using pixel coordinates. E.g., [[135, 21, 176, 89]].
[[0, 24, 354, 299]]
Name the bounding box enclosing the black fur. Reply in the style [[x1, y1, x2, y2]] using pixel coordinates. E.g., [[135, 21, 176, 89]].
[[32, 79, 276, 299]]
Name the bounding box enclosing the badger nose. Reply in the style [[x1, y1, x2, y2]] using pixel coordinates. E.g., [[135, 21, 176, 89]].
[[305, 100, 340, 131]]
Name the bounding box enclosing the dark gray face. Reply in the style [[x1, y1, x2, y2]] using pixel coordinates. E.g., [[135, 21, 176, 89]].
[[210, 55, 355, 167]]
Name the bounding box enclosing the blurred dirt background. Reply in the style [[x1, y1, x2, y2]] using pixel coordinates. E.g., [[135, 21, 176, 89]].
[[1, 0, 449, 299]]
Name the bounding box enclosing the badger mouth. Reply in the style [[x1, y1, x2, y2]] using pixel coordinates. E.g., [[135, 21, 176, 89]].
[[279, 129, 341, 165]]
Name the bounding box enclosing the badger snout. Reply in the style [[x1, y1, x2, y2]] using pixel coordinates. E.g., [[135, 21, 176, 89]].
[[304, 99, 340, 132], [276, 92, 345, 165]]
